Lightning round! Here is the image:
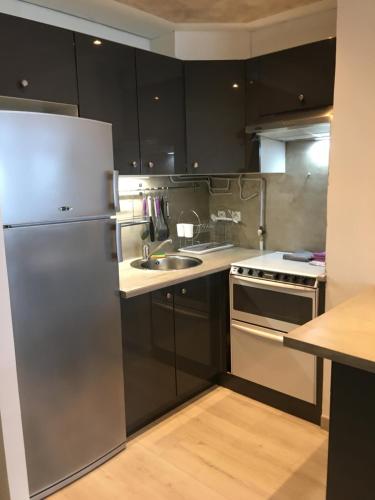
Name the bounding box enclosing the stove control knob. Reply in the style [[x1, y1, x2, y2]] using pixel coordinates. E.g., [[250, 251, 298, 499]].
[[258, 270, 264, 278], [290, 275, 297, 283], [237, 267, 244, 274], [247, 268, 253, 276], [278, 274, 285, 281]]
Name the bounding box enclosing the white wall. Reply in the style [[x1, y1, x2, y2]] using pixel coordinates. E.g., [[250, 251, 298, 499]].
[[251, 8, 336, 57], [0, 212, 29, 500], [322, 0, 375, 420], [0, 0, 149, 49], [175, 30, 251, 60], [157, 8, 336, 60]]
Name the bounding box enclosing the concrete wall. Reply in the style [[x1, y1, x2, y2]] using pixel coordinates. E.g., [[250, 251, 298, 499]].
[[321, 0, 375, 421], [209, 140, 329, 252]]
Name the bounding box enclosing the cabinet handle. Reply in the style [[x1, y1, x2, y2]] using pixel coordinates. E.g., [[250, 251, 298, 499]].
[[148, 161, 155, 169], [181, 288, 187, 295], [192, 161, 199, 169], [130, 161, 137, 168], [298, 93, 305, 102], [19, 79, 29, 88], [166, 292, 173, 301]]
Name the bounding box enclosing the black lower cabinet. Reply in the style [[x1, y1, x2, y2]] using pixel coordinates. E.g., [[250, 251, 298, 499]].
[[121, 273, 227, 435], [174, 276, 222, 398], [121, 290, 176, 435]]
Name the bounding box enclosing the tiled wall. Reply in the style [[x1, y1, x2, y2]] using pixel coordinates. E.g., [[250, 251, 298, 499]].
[[118, 139, 329, 259]]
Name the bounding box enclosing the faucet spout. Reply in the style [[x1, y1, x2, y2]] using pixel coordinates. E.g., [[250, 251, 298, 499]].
[[149, 239, 173, 258]]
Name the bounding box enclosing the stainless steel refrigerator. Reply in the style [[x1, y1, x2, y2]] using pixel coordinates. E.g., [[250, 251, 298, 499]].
[[0, 111, 126, 499]]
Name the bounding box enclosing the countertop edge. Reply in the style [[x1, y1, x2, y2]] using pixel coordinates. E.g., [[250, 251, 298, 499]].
[[284, 337, 375, 375], [120, 261, 232, 299]]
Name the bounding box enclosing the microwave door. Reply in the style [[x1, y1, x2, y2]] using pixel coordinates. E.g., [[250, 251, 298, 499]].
[[230, 276, 317, 333]]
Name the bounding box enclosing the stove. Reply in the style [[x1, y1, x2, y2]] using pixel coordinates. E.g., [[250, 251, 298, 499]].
[[231, 252, 326, 288], [229, 251, 326, 406]]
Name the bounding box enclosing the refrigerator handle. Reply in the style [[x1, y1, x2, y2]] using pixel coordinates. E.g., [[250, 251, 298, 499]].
[[115, 221, 123, 263], [113, 170, 120, 213]]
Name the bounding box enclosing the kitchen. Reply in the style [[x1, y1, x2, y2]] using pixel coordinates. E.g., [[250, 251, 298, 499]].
[[1, 1, 375, 500]]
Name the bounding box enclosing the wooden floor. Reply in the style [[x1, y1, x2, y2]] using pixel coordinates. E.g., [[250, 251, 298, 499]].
[[50, 387, 328, 500]]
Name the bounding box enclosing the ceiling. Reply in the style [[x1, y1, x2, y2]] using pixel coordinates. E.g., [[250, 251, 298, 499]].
[[114, 0, 321, 23]]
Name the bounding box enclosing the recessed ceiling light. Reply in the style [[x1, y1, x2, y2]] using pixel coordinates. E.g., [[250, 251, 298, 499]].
[[93, 39, 102, 46], [232, 83, 239, 89], [153, 96, 160, 101]]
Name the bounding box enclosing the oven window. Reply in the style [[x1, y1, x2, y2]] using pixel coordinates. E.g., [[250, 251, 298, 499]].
[[233, 284, 313, 325]]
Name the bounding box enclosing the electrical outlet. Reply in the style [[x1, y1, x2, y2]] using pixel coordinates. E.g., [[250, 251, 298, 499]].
[[232, 211, 241, 223], [218, 210, 226, 218]]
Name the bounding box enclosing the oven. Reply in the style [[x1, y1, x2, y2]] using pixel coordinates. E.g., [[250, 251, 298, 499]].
[[229, 274, 320, 404]]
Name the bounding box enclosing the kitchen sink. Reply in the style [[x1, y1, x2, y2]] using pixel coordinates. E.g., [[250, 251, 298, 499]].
[[131, 255, 203, 271]]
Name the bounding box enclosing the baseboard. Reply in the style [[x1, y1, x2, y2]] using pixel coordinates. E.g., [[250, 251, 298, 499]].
[[219, 372, 322, 425], [320, 415, 330, 431]]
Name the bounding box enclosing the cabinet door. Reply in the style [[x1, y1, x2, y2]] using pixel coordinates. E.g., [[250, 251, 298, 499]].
[[247, 39, 336, 119], [136, 50, 186, 175], [121, 289, 176, 434], [174, 275, 222, 398], [75, 34, 140, 175], [0, 13, 77, 104], [185, 60, 246, 174]]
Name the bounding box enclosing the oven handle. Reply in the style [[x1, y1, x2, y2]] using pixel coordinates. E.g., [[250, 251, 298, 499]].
[[230, 275, 315, 293], [232, 321, 283, 343]]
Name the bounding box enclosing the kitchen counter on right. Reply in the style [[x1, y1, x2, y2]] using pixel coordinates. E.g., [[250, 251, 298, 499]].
[[284, 286, 375, 373], [285, 287, 375, 500]]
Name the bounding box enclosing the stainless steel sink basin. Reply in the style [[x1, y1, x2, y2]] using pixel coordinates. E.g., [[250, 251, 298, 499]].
[[131, 255, 202, 271]]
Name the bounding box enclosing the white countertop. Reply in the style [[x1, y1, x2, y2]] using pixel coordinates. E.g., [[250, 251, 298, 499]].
[[119, 247, 265, 298]]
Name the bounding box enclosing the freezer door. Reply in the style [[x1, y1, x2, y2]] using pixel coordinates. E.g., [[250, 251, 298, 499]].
[[4, 219, 125, 498], [0, 111, 115, 225]]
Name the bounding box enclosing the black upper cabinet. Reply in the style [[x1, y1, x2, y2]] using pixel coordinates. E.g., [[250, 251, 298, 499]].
[[185, 60, 247, 174], [75, 34, 140, 175], [247, 39, 336, 121], [0, 13, 77, 104], [136, 50, 186, 175]]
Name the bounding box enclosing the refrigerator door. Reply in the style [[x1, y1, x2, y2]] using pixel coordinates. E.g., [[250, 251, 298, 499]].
[[0, 111, 115, 226], [4, 219, 125, 498]]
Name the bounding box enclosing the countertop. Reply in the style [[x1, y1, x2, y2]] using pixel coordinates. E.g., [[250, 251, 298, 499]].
[[119, 247, 264, 299], [284, 287, 375, 374]]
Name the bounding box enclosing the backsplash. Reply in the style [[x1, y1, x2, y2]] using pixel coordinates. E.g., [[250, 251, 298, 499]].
[[118, 176, 209, 260], [118, 139, 329, 259], [209, 140, 329, 252]]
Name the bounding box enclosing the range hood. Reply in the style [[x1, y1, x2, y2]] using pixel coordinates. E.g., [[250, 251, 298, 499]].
[[246, 106, 333, 142]]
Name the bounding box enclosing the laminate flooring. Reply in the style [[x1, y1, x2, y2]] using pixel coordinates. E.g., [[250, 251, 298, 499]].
[[50, 387, 328, 500]]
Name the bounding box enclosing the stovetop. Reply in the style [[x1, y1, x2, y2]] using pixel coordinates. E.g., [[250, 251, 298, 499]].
[[231, 252, 326, 287]]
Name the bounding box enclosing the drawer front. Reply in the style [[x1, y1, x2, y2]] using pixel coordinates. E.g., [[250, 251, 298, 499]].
[[230, 320, 316, 403]]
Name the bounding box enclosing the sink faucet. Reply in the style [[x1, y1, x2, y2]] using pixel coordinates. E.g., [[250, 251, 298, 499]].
[[142, 239, 173, 260]]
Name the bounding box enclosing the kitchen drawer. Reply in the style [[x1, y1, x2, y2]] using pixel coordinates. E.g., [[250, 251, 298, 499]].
[[230, 320, 316, 403]]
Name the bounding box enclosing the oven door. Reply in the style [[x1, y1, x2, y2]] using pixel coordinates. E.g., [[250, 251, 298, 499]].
[[230, 275, 318, 333]]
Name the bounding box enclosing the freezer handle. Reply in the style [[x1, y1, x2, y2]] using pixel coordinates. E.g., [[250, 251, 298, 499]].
[[113, 170, 120, 213], [115, 221, 123, 263]]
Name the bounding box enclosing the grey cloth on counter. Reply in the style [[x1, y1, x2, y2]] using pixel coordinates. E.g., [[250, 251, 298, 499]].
[[283, 251, 313, 262]]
